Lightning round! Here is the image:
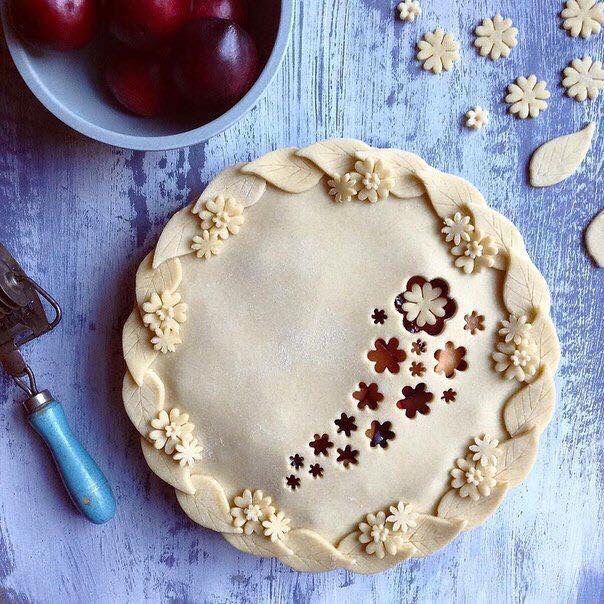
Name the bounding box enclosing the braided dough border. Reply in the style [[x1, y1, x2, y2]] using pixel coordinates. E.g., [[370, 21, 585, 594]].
[[122, 139, 560, 574]]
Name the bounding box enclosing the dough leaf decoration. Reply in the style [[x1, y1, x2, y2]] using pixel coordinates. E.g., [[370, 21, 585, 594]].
[[122, 370, 165, 436], [336, 532, 415, 574], [241, 148, 323, 194], [296, 139, 371, 177], [152, 203, 199, 269], [175, 475, 236, 531], [378, 149, 427, 198], [529, 123, 596, 187], [195, 165, 267, 209], [532, 312, 561, 372], [140, 437, 196, 495], [283, 529, 351, 572], [586, 210, 604, 266], [123, 309, 158, 386], [135, 254, 182, 310], [504, 253, 551, 318], [406, 516, 465, 557], [437, 483, 508, 530], [504, 368, 555, 436], [493, 429, 539, 486], [223, 531, 293, 558]]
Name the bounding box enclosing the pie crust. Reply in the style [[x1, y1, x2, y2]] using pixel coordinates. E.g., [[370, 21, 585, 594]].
[[122, 140, 560, 573]]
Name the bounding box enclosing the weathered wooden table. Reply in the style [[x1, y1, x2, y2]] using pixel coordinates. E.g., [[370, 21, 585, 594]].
[[1, 1, 602, 602]]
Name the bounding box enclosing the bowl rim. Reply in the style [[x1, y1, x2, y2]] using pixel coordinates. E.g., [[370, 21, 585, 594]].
[[0, 1, 294, 151]]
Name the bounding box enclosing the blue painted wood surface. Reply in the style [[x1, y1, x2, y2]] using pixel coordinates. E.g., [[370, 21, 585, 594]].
[[0, 0, 602, 601]]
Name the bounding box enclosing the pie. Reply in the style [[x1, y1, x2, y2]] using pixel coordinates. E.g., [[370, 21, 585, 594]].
[[122, 139, 559, 573]]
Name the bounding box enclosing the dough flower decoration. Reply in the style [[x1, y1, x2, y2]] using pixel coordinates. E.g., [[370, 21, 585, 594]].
[[230, 489, 276, 535], [173, 434, 203, 467], [450, 456, 497, 500], [474, 15, 518, 60], [327, 173, 359, 203], [397, 0, 421, 22], [149, 408, 194, 455], [498, 314, 532, 345], [441, 212, 474, 245], [142, 291, 188, 335], [191, 230, 223, 259], [469, 434, 502, 468], [492, 340, 538, 382], [417, 29, 460, 74], [505, 76, 550, 119], [562, 56, 604, 102], [350, 154, 394, 203], [561, 0, 604, 38], [395, 275, 456, 336], [451, 228, 498, 274], [151, 328, 182, 354], [262, 510, 291, 542], [465, 106, 489, 130], [358, 511, 405, 558], [193, 195, 245, 240], [386, 502, 418, 533]]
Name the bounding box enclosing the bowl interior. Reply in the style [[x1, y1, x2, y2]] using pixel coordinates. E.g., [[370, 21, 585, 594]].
[[3, 0, 282, 140]]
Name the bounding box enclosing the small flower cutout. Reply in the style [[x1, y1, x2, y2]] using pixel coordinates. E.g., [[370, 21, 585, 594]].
[[230, 489, 275, 535], [464, 311, 485, 334], [492, 340, 538, 382], [149, 408, 194, 455], [505, 76, 550, 119], [442, 212, 474, 245], [191, 231, 223, 259], [351, 155, 394, 203], [397, 0, 421, 22], [327, 173, 358, 203], [262, 511, 291, 542], [358, 511, 403, 558], [173, 434, 203, 467], [417, 29, 460, 74], [561, 0, 603, 38], [469, 434, 502, 467], [151, 328, 182, 354], [371, 308, 388, 324], [450, 456, 496, 501], [562, 56, 604, 101], [465, 106, 489, 130], [387, 502, 418, 533], [194, 195, 244, 240], [142, 291, 187, 335], [451, 229, 498, 274], [474, 15, 518, 60], [499, 314, 532, 345]]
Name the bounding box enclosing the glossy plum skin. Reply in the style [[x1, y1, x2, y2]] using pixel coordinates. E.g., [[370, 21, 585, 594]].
[[190, 0, 247, 26], [171, 18, 259, 114], [105, 53, 171, 117], [8, 0, 98, 50], [107, 0, 191, 49]]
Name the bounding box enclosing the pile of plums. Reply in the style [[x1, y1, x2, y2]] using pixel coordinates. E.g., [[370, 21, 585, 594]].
[[8, 0, 259, 119]]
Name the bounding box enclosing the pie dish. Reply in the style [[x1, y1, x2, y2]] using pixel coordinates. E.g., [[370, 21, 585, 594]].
[[122, 139, 560, 573]]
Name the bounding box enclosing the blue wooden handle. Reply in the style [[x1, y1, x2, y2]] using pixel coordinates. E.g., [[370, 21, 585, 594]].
[[28, 400, 116, 524]]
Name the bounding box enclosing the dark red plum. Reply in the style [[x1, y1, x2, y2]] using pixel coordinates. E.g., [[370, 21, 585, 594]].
[[190, 0, 247, 26]]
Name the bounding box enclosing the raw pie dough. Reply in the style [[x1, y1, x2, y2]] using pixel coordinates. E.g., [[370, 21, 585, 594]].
[[122, 140, 560, 574]]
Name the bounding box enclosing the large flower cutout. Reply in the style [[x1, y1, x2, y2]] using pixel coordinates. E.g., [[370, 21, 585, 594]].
[[142, 291, 187, 335], [149, 408, 194, 455], [562, 56, 604, 101], [474, 14, 518, 60], [505, 76, 550, 119], [450, 456, 496, 500], [351, 155, 393, 203], [451, 229, 498, 274], [230, 489, 276, 535], [561, 0, 604, 38], [194, 195, 244, 240], [492, 340, 538, 382], [394, 276, 456, 336], [417, 29, 460, 74], [358, 511, 404, 558]]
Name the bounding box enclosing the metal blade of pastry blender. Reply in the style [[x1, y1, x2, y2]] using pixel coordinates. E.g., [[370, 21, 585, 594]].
[[0, 243, 116, 524]]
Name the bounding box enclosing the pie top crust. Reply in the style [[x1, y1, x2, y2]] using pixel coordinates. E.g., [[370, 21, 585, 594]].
[[122, 140, 560, 574]]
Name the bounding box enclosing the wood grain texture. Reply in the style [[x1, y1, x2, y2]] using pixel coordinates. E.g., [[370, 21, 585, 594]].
[[0, 0, 602, 602]]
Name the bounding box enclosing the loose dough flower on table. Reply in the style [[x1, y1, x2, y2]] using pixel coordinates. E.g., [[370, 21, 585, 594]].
[[451, 229, 498, 274], [562, 56, 604, 101], [465, 106, 489, 130], [191, 230, 223, 259], [149, 408, 194, 454], [327, 173, 358, 203], [194, 195, 244, 239], [505, 76, 550, 119], [417, 29, 460, 74], [351, 155, 393, 203], [142, 291, 187, 334], [151, 328, 182, 354], [358, 511, 403, 558], [230, 489, 276, 535], [173, 434, 203, 467], [492, 340, 538, 382], [387, 502, 418, 533], [262, 511, 291, 542], [442, 212, 474, 245], [498, 314, 532, 345], [561, 0, 604, 38], [469, 435, 501, 467], [450, 457, 496, 500], [397, 0, 421, 22], [474, 15, 518, 60]]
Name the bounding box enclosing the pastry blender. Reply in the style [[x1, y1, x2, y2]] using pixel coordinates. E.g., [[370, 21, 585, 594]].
[[0, 243, 115, 523]]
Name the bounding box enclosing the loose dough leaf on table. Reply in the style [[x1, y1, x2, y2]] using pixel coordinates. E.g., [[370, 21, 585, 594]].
[[585, 211, 604, 266], [529, 123, 596, 187]]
